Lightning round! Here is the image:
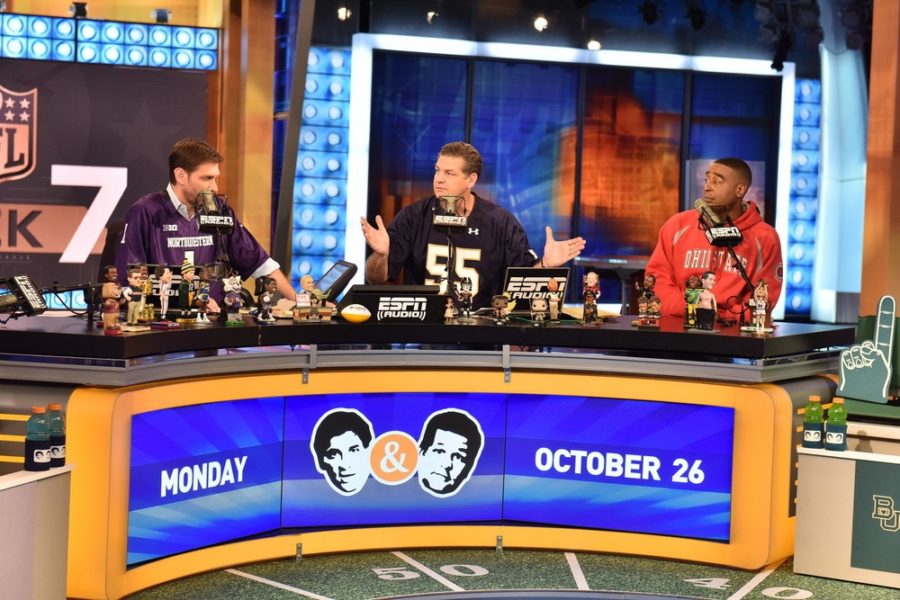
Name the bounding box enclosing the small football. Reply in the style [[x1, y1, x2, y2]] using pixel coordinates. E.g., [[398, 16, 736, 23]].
[[341, 303, 371, 323]]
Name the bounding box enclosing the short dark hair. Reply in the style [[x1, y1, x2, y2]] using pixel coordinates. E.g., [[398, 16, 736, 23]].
[[713, 157, 752, 188], [312, 410, 373, 471], [169, 138, 223, 184], [419, 410, 483, 485], [439, 142, 483, 177], [701, 271, 715, 282]]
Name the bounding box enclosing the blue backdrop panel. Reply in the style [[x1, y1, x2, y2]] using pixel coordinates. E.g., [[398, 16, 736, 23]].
[[504, 394, 734, 541], [127, 398, 285, 565]]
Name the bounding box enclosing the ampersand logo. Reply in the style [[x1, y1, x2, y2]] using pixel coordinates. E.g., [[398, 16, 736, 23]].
[[370, 431, 418, 485]]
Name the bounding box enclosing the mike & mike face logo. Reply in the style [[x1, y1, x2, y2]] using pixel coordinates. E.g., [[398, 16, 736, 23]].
[[377, 296, 428, 321], [0, 85, 37, 184], [309, 408, 485, 499]]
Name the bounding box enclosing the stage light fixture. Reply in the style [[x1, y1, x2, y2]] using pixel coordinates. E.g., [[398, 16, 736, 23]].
[[533, 15, 549, 32], [587, 39, 601, 50], [686, 3, 706, 30], [845, 30, 865, 50], [638, 0, 658, 25], [69, 2, 88, 19], [337, 6, 352, 21], [771, 29, 792, 72], [151, 9, 171, 25], [840, 6, 862, 28], [426, 11, 438, 25]]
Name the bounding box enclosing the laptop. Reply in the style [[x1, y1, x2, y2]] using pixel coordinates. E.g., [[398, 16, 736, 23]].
[[502, 267, 569, 314]]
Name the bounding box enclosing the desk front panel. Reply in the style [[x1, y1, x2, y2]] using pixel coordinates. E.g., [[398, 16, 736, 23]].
[[67, 368, 801, 599]]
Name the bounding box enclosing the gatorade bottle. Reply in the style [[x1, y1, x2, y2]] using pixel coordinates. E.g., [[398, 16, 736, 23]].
[[801, 395, 824, 449], [46, 403, 66, 467], [24, 406, 51, 471], [825, 397, 849, 451]]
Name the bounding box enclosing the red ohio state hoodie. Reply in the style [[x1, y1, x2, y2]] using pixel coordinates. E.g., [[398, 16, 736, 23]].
[[645, 202, 783, 319]]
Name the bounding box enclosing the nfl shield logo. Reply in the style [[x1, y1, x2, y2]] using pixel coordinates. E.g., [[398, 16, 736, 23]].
[[0, 85, 37, 184]]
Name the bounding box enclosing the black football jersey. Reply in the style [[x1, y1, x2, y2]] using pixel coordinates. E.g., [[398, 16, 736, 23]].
[[387, 194, 538, 309]]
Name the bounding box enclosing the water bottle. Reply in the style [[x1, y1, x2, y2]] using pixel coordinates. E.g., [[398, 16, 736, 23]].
[[24, 406, 51, 471], [825, 397, 848, 451], [801, 395, 824, 449], [46, 403, 66, 467]]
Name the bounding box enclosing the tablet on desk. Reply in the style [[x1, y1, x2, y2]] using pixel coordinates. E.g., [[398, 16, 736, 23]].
[[315, 260, 357, 301]]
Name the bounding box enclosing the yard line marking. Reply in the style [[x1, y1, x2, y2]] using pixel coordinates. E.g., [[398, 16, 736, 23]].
[[392, 551, 465, 591], [564, 552, 590, 591], [226, 568, 334, 600], [726, 558, 787, 600]]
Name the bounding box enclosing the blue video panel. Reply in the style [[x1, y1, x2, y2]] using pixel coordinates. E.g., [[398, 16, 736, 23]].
[[503, 394, 735, 541], [126, 391, 737, 566], [127, 398, 285, 566], [281, 392, 506, 527]]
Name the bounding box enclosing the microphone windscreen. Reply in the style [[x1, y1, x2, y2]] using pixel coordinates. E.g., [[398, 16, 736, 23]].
[[694, 198, 721, 225], [197, 189, 218, 214]]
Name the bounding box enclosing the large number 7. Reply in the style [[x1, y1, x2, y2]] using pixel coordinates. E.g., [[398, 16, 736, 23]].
[[52, 165, 128, 263], [424, 243, 481, 295]]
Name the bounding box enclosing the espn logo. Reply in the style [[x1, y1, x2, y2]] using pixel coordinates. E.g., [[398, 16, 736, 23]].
[[433, 214, 467, 227], [198, 215, 234, 227], [377, 296, 428, 321], [506, 276, 567, 301]]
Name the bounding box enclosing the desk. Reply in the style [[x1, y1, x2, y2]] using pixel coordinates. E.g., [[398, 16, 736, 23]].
[[0, 315, 853, 599]]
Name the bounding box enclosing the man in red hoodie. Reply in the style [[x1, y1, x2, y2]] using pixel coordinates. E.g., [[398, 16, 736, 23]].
[[645, 158, 783, 322]]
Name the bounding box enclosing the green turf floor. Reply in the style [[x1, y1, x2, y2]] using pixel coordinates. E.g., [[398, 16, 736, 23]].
[[126, 550, 898, 599]]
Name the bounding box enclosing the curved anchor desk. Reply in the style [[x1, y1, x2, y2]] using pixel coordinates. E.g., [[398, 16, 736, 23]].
[[0, 314, 853, 599]]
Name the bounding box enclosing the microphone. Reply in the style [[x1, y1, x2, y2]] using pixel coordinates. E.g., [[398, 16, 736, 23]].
[[694, 199, 742, 247], [433, 195, 467, 228], [197, 190, 235, 234], [0, 275, 47, 316]]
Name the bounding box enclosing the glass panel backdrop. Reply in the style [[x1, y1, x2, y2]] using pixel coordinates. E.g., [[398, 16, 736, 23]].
[[369, 52, 468, 224], [365, 51, 782, 306], [578, 67, 686, 258], [687, 73, 783, 217], [470, 61, 579, 252]]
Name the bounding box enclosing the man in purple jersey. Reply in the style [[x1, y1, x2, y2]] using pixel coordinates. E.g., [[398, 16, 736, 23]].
[[115, 139, 296, 310], [360, 142, 587, 309]]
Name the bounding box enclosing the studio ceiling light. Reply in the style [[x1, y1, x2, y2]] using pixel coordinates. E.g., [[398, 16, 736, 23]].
[[533, 15, 549, 32], [151, 8, 171, 24], [639, 0, 658, 25], [69, 2, 88, 19], [686, 3, 706, 30]]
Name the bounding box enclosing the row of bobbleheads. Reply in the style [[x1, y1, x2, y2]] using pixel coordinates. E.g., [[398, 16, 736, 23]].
[[442, 273, 590, 326], [442, 276, 567, 325], [99, 260, 241, 334], [631, 272, 772, 333], [99, 261, 331, 334]]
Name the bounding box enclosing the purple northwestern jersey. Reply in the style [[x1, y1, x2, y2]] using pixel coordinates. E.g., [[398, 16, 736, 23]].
[[387, 194, 537, 309], [115, 190, 271, 302]]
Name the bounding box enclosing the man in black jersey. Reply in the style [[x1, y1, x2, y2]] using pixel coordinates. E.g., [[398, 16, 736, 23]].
[[360, 142, 586, 309]]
